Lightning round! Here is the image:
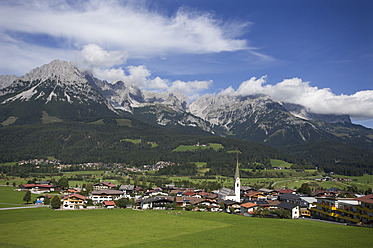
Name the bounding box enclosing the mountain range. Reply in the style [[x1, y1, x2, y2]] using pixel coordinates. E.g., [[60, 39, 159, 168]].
[[0, 60, 372, 150]]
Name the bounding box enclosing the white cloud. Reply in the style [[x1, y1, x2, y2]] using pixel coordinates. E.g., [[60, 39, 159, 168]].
[[168, 80, 212, 98], [0, 0, 248, 56], [81, 44, 127, 68], [223, 76, 373, 119]]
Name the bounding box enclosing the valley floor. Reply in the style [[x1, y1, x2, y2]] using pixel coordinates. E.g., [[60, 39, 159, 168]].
[[0, 208, 372, 248]]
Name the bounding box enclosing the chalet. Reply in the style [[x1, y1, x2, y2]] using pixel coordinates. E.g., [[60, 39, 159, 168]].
[[66, 188, 80, 194], [139, 196, 173, 210], [195, 199, 219, 211], [19, 184, 57, 193], [91, 190, 124, 204], [277, 202, 300, 219], [119, 185, 134, 196], [103, 201, 116, 209], [220, 200, 241, 213], [94, 181, 117, 190], [175, 196, 201, 208], [36, 194, 52, 204], [245, 191, 267, 201], [240, 202, 258, 216], [62, 194, 87, 209], [204, 193, 218, 200], [218, 187, 237, 202], [278, 189, 295, 194], [134, 186, 143, 193], [170, 189, 184, 196], [278, 193, 308, 208]]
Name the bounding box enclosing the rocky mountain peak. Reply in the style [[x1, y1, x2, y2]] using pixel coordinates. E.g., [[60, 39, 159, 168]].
[[21, 60, 83, 83]]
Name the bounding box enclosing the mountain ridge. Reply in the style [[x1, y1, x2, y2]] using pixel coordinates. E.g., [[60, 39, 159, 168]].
[[0, 60, 371, 149]]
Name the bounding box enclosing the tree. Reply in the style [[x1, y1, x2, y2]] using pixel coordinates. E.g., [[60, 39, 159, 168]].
[[86, 198, 94, 206], [44, 196, 50, 205], [58, 177, 69, 190], [116, 198, 129, 208], [297, 183, 312, 196], [51, 195, 61, 209], [85, 183, 94, 194], [23, 191, 31, 204]]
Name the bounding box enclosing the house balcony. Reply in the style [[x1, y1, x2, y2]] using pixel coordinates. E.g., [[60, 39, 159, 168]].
[[356, 206, 373, 212], [315, 203, 336, 210]]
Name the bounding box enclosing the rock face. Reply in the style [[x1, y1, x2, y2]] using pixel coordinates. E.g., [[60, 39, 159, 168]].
[[1, 59, 371, 148], [0, 60, 116, 124]]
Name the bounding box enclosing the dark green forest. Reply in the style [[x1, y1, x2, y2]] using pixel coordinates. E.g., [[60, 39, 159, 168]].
[[1, 116, 372, 176]]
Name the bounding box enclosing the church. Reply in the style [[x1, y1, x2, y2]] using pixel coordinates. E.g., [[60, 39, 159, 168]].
[[217, 156, 241, 203]]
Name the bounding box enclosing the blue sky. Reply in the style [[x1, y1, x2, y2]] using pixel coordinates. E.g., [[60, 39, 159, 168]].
[[0, 0, 372, 127]]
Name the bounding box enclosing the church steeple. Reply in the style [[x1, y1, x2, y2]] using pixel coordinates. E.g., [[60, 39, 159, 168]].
[[234, 151, 240, 202], [234, 152, 240, 180]]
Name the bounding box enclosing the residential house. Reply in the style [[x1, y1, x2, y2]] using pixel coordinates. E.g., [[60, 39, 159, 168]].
[[277, 202, 300, 219], [91, 190, 124, 204], [240, 202, 258, 216], [278, 189, 295, 194], [245, 191, 267, 201], [103, 201, 116, 209], [19, 184, 57, 193], [220, 200, 241, 213], [218, 187, 240, 202], [139, 196, 173, 210], [62, 194, 87, 209], [36, 194, 52, 204], [93, 181, 117, 190], [119, 185, 134, 197]]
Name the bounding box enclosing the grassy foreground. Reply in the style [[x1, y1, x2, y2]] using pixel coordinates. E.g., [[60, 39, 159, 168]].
[[0, 208, 372, 248]]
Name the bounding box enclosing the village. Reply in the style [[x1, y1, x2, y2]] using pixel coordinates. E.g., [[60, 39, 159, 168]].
[[15, 160, 373, 227]]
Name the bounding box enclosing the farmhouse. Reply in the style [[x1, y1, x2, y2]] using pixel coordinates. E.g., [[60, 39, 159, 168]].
[[62, 194, 87, 209], [19, 184, 57, 193], [240, 202, 258, 216], [91, 190, 124, 204], [119, 184, 134, 197], [94, 181, 117, 190], [139, 196, 173, 210], [277, 202, 300, 219], [103, 201, 116, 209]]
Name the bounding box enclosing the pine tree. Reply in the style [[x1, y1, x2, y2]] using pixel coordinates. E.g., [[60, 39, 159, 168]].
[[23, 191, 31, 204], [44, 196, 50, 205], [51, 195, 61, 209]]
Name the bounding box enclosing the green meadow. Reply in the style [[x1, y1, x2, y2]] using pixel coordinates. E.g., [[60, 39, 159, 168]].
[[0, 208, 372, 248], [0, 187, 42, 208], [270, 159, 293, 168], [173, 143, 224, 152]]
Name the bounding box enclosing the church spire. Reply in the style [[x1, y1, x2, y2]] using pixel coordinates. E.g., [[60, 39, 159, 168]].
[[234, 150, 241, 202], [234, 151, 239, 179]]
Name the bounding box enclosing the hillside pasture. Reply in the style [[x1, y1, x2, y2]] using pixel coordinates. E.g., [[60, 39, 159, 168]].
[[0, 208, 372, 248], [270, 159, 293, 168], [173, 143, 224, 152]]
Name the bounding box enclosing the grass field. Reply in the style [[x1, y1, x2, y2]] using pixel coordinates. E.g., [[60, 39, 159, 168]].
[[0, 187, 42, 208], [0, 208, 372, 248], [173, 143, 224, 152], [121, 138, 142, 144], [270, 159, 293, 168]]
